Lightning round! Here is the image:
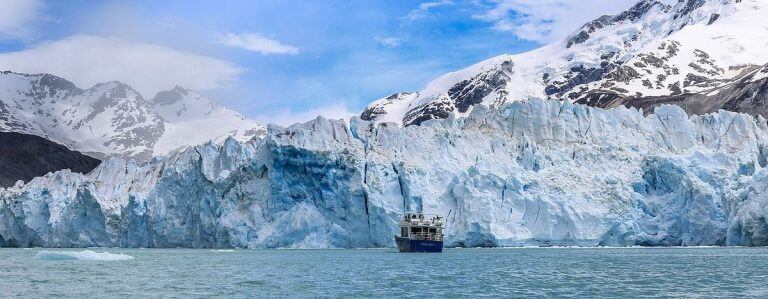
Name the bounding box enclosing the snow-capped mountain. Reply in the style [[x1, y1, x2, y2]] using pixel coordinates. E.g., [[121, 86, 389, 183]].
[[151, 86, 266, 155], [0, 72, 265, 161], [362, 0, 768, 125], [4, 100, 768, 248]]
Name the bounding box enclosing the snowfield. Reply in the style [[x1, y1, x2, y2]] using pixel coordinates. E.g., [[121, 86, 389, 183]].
[[3, 99, 768, 248]]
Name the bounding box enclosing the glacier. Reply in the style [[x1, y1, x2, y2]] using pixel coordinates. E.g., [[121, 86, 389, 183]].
[[3, 99, 768, 248]]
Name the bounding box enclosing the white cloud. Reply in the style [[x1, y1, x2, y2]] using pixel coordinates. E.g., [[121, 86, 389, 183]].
[[254, 103, 355, 126], [404, 0, 453, 21], [0, 0, 44, 40], [474, 0, 642, 43], [218, 33, 299, 55], [375, 36, 404, 48], [0, 34, 241, 98]]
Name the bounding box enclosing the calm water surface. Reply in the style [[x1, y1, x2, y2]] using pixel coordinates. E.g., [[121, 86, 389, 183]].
[[1, 247, 767, 297]]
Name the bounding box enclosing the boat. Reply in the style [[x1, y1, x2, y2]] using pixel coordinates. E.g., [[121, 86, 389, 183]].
[[395, 213, 444, 252]]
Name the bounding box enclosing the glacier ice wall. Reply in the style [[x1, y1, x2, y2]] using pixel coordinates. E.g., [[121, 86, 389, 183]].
[[3, 99, 768, 248]]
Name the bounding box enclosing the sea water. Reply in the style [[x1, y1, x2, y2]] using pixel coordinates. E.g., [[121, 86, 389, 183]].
[[1, 247, 767, 297]]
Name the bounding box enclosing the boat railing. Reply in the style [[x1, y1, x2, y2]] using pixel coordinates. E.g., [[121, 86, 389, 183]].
[[410, 232, 444, 242], [403, 220, 442, 226]]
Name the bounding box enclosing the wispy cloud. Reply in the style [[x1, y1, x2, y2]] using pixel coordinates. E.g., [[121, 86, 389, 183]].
[[403, 0, 453, 21], [0, 0, 44, 40], [0, 34, 241, 98], [473, 0, 639, 43], [375, 36, 404, 48], [217, 32, 299, 55]]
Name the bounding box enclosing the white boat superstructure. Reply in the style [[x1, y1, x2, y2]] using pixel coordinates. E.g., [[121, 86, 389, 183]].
[[396, 213, 444, 252]]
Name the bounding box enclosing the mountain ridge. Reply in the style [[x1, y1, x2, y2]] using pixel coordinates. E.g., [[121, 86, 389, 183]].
[[362, 0, 768, 125], [0, 71, 265, 161]]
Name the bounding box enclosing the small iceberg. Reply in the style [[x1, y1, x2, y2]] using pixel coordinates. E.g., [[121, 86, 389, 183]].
[[209, 249, 235, 252], [35, 250, 134, 261]]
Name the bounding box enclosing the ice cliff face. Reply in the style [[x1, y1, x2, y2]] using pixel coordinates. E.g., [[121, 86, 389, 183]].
[[3, 99, 768, 248]]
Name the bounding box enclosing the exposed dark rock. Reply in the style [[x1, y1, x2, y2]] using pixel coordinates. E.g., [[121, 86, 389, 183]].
[[545, 64, 617, 96], [448, 61, 513, 113], [708, 13, 720, 25], [566, 31, 591, 48], [360, 92, 413, 121], [675, 0, 706, 19], [360, 106, 385, 121], [604, 66, 641, 82], [601, 52, 617, 60], [643, 79, 654, 88], [577, 64, 768, 118], [573, 90, 626, 108], [668, 82, 683, 95], [566, 0, 667, 48], [152, 86, 189, 106], [396, 60, 513, 126], [403, 99, 455, 126], [0, 131, 101, 187], [640, 54, 665, 68]]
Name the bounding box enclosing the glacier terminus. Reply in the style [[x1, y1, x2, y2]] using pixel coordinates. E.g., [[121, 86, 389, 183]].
[[3, 99, 768, 248]]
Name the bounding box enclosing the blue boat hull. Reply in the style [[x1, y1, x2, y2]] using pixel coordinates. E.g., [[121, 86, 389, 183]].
[[395, 236, 443, 252]]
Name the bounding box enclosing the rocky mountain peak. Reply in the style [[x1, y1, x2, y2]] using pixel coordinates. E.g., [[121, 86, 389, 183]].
[[0, 72, 82, 102], [566, 0, 669, 48], [31, 73, 82, 97], [91, 80, 133, 92], [152, 85, 190, 106]]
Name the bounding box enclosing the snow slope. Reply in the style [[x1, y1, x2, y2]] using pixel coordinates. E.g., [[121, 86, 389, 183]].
[[0, 72, 265, 161], [3, 99, 768, 248], [362, 0, 768, 125], [152, 86, 265, 155]]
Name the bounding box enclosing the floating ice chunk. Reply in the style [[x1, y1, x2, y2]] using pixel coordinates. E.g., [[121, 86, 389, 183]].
[[209, 249, 235, 252], [35, 250, 134, 261]]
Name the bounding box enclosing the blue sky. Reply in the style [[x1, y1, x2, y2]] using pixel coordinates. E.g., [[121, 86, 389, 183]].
[[0, 0, 639, 125]]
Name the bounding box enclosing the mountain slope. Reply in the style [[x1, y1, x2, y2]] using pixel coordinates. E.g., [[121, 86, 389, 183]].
[[362, 0, 768, 125], [152, 86, 265, 154], [618, 63, 768, 115], [0, 72, 265, 160], [0, 72, 163, 159], [0, 131, 100, 187]]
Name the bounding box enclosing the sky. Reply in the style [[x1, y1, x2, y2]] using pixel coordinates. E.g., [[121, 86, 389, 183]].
[[0, 0, 642, 125]]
